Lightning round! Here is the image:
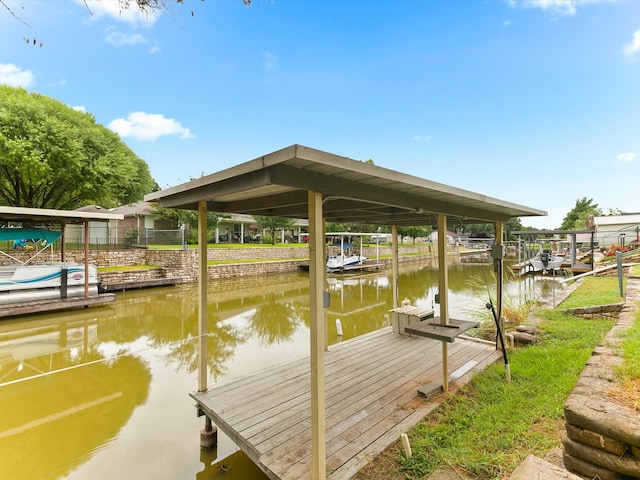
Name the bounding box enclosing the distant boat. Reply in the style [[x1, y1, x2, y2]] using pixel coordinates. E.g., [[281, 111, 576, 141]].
[[326, 242, 367, 271], [326, 233, 368, 272], [529, 250, 564, 274], [0, 228, 99, 305]]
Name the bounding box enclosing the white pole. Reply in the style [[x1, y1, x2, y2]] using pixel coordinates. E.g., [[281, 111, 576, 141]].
[[308, 191, 326, 480]]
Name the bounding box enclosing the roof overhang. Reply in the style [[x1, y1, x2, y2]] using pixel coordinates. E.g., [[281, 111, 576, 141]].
[[145, 144, 546, 226], [0, 206, 124, 224]]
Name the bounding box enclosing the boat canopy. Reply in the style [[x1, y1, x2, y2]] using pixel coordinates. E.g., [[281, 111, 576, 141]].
[[0, 228, 62, 243]]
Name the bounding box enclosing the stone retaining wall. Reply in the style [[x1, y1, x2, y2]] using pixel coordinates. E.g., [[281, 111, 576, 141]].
[[562, 276, 640, 480], [561, 303, 624, 320], [2, 245, 441, 287]]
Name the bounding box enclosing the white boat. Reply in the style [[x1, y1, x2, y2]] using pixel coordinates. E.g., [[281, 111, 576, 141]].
[[326, 250, 367, 270], [529, 250, 564, 273], [0, 228, 99, 304], [326, 234, 367, 271]]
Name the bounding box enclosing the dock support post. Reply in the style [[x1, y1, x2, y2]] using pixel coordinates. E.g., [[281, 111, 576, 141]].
[[391, 225, 399, 310], [308, 190, 326, 480], [61, 268, 68, 299], [200, 415, 218, 449], [437, 214, 449, 393]]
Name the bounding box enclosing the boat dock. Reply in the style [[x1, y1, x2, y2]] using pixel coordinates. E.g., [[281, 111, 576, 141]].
[[192, 327, 501, 480], [0, 293, 116, 318]]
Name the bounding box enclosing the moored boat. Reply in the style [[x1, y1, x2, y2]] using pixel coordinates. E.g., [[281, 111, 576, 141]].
[[528, 249, 564, 274], [0, 228, 99, 304]]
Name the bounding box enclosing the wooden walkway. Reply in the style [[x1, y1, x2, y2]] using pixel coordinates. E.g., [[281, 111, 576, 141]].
[[0, 293, 116, 318], [192, 327, 501, 480]]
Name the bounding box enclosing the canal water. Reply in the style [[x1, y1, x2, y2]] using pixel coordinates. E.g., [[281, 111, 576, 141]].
[[0, 257, 566, 480]]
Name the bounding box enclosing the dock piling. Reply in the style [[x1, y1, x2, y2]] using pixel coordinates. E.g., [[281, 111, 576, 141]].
[[200, 416, 218, 449]]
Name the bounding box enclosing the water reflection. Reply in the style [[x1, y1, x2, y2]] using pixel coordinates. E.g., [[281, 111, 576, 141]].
[[0, 258, 565, 480]]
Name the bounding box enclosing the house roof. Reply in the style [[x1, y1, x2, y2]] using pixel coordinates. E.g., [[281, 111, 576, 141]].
[[594, 214, 640, 227], [145, 144, 545, 226], [110, 201, 157, 217]]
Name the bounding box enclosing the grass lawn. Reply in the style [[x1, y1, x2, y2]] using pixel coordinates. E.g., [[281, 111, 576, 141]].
[[558, 276, 625, 309], [357, 275, 628, 480]]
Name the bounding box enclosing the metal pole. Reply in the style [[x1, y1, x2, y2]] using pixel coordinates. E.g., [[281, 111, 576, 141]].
[[83, 220, 89, 298], [437, 214, 449, 392]]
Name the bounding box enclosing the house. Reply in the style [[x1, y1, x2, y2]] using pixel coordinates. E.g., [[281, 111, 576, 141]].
[[427, 229, 458, 245], [594, 213, 640, 247], [65, 205, 113, 245], [215, 214, 309, 243], [70, 202, 176, 246]]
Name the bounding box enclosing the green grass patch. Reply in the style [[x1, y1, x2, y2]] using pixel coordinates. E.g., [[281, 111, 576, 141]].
[[401, 310, 615, 479], [557, 276, 625, 309]]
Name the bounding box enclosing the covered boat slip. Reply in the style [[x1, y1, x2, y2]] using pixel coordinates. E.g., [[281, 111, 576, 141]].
[[193, 329, 501, 480], [145, 144, 545, 479], [0, 207, 123, 316]]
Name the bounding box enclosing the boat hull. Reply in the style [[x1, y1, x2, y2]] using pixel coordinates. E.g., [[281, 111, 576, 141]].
[[327, 255, 367, 271], [0, 264, 98, 304]]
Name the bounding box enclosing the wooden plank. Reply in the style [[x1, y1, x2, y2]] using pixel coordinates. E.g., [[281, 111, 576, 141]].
[[100, 278, 178, 291], [263, 340, 492, 475], [0, 293, 116, 318], [191, 328, 500, 480]]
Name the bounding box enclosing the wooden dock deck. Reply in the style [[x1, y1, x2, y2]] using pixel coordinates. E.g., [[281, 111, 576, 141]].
[[192, 327, 501, 480], [0, 293, 116, 318]]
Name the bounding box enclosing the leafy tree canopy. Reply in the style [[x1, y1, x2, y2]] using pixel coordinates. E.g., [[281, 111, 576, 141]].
[[254, 215, 296, 245], [0, 86, 156, 209], [559, 197, 602, 230], [397, 225, 432, 244]]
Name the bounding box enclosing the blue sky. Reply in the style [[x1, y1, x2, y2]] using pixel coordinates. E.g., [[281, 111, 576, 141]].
[[1, 0, 639, 229]]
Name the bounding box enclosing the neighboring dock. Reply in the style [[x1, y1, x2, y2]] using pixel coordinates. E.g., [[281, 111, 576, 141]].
[[192, 327, 501, 480], [0, 293, 116, 318]]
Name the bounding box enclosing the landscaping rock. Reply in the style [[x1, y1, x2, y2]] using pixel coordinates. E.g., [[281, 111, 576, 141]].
[[510, 330, 537, 345], [509, 454, 582, 480]]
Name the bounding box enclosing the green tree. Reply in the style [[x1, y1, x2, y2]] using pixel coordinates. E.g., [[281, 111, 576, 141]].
[[254, 216, 295, 245], [0, 86, 155, 209], [560, 197, 602, 230], [397, 225, 431, 244]]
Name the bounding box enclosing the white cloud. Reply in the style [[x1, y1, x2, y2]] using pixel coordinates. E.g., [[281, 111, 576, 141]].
[[73, 106, 87, 113], [623, 30, 640, 58], [0, 63, 36, 88], [105, 28, 148, 47], [509, 0, 615, 16], [77, 0, 157, 27], [617, 152, 636, 163], [108, 112, 194, 141]]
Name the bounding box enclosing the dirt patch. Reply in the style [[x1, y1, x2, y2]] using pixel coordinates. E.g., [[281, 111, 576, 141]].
[[608, 378, 640, 411], [351, 442, 405, 480]]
